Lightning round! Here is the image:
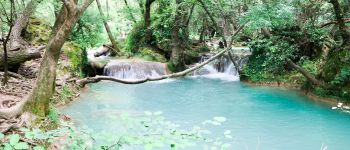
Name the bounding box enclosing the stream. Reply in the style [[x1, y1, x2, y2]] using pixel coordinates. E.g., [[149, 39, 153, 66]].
[[62, 77, 350, 150], [62, 53, 350, 149]]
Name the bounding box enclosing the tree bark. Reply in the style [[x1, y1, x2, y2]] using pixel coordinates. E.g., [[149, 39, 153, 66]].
[[77, 49, 226, 86], [144, 0, 155, 45], [286, 58, 325, 87], [329, 0, 350, 45], [170, 0, 185, 71], [227, 51, 241, 74], [9, 0, 42, 50], [0, 46, 44, 70], [26, 0, 94, 116], [96, 0, 120, 56]]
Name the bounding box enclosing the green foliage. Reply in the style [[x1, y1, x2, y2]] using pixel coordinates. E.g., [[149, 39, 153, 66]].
[[80, 48, 89, 77], [48, 107, 60, 124], [301, 58, 321, 75], [0, 134, 29, 150], [167, 62, 176, 73], [330, 67, 350, 86], [124, 22, 146, 53], [241, 2, 295, 33], [70, 10, 104, 49], [245, 37, 296, 75], [56, 84, 74, 104], [151, 0, 174, 50]]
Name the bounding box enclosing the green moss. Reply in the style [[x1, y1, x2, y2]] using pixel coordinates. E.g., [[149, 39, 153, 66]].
[[167, 62, 176, 73], [138, 47, 167, 62], [25, 18, 51, 44], [61, 42, 88, 77], [124, 22, 146, 53]]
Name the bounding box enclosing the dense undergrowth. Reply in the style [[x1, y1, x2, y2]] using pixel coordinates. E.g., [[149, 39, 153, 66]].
[[241, 27, 350, 102]]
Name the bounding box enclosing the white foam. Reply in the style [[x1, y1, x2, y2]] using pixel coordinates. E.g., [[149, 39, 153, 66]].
[[191, 73, 239, 81]]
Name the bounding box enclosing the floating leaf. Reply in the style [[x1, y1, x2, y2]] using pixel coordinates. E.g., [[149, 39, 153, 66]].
[[14, 142, 29, 150], [9, 134, 20, 146], [33, 146, 45, 150]]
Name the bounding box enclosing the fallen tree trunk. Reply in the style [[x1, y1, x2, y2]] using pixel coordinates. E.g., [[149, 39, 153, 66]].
[[0, 46, 44, 70], [286, 58, 325, 87], [77, 49, 226, 86]]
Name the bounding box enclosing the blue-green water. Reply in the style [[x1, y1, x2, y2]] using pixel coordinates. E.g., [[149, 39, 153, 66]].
[[62, 78, 350, 150]]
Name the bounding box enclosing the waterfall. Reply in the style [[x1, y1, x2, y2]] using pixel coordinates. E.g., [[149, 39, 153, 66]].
[[194, 53, 248, 81], [103, 60, 168, 80]]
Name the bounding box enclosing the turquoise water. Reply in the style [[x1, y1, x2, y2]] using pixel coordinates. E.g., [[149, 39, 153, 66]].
[[62, 78, 350, 150]]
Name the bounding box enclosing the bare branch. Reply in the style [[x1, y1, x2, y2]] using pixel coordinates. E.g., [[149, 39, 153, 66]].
[[320, 18, 350, 28]]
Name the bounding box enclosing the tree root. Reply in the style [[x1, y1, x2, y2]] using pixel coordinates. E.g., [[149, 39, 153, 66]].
[[0, 112, 35, 133]]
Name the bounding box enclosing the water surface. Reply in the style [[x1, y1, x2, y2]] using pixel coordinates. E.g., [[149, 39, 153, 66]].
[[62, 78, 350, 150]]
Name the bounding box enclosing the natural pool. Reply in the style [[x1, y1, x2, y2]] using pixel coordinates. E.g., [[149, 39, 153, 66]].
[[62, 77, 350, 150]]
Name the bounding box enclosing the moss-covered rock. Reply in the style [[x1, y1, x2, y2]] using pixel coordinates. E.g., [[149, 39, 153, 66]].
[[24, 17, 51, 45], [138, 47, 167, 63], [60, 42, 87, 77]]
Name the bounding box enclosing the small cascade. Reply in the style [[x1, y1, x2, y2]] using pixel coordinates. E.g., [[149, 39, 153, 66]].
[[194, 52, 249, 81], [103, 60, 168, 80]]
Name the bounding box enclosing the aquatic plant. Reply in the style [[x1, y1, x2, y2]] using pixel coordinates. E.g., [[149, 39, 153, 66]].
[[0, 112, 233, 150]]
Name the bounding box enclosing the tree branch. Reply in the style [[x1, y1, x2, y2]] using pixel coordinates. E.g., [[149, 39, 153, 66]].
[[320, 18, 350, 28], [61, 0, 74, 13], [78, 0, 94, 14], [77, 49, 227, 86], [286, 58, 325, 87]]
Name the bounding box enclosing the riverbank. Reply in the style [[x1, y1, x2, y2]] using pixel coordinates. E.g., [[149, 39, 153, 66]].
[[242, 80, 343, 107]]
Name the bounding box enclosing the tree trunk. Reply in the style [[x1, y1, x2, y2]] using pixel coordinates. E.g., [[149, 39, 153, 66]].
[[123, 0, 136, 23], [286, 58, 325, 87], [96, 0, 120, 56], [329, 0, 350, 45], [0, 46, 44, 70], [170, 0, 185, 71], [227, 51, 241, 74], [144, 0, 155, 45], [26, 0, 94, 116], [9, 0, 42, 50]]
